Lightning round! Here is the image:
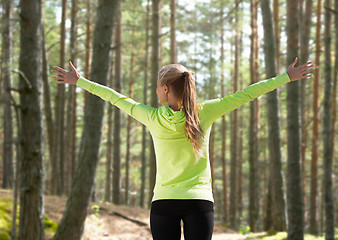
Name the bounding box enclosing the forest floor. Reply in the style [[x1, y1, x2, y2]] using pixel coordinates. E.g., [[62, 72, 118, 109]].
[[0, 189, 245, 240]]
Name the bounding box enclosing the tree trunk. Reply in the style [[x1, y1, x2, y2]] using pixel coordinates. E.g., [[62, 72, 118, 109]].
[[310, 0, 321, 235], [113, 0, 122, 206], [105, 53, 114, 203], [53, 0, 117, 239], [229, 1, 239, 230], [149, 0, 161, 207], [18, 0, 44, 239], [84, 0, 92, 105], [55, 0, 67, 195], [299, 0, 312, 227], [261, 0, 287, 231], [170, 0, 177, 63], [1, 0, 13, 189], [331, 0, 338, 170], [65, 0, 78, 195], [125, 27, 135, 205], [273, 0, 280, 75], [323, 0, 334, 238], [140, 0, 150, 208], [248, 0, 259, 232], [286, 0, 304, 239], [220, 0, 228, 225], [41, 3, 55, 195]]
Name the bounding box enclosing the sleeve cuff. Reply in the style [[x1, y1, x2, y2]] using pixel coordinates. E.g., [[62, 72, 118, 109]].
[[76, 76, 93, 91], [276, 72, 291, 85]]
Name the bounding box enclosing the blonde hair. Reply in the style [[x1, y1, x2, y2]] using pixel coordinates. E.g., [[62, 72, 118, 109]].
[[158, 64, 204, 162]]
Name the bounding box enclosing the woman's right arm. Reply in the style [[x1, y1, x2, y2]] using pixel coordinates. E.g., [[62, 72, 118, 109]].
[[52, 61, 155, 126], [76, 77, 155, 126]]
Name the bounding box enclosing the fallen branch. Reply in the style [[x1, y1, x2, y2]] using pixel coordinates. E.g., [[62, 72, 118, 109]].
[[110, 211, 148, 227]]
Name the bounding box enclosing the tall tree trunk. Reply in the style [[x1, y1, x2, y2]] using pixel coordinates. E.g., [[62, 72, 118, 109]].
[[170, 0, 177, 63], [41, 2, 55, 195], [310, 0, 321, 235], [55, 0, 67, 195], [323, 0, 334, 238], [332, 0, 338, 170], [84, 0, 92, 105], [249, 0, 259, 232], [113, 0, 122, 206], [237, 109, 243, 228], [299, 0, 312, 226], [209, 12, 215, 199], [261, 0, 287, 231], [105, 52, 114, 203], [140, 0, 150, 208], [273, 0, 280, 75], [229, 0, 239, 230], [286, 1, 304, 239], [220, 0, 228, 225], [53, 0, 117, 239], [18, 0, 44, 239], [65, 0, 78, 195], [125, 26, 135, 205], [149, 0, 161, 207], [1, 0, 13, 189]]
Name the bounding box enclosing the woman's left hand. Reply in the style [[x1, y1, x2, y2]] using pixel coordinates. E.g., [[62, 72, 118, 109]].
[[52, 61, 80, 85], [286, 58, 316, 81]]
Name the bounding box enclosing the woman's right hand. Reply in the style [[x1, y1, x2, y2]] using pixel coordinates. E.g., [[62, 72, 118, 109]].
[[52, 61, 80, 85]]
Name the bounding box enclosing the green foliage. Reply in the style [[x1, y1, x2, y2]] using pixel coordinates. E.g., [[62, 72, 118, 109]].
[[239, 224, 251, 234], [245, 231, 335, 240], [0, 232, 10, 240], [91, 204, 101, 217], [0, 197, 18, 239], [0, 197, 58, 238]]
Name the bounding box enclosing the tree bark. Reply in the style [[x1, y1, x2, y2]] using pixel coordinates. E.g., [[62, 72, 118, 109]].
[[249, 0, 259, 232], [84, 0, 92, 106], [149, 0, 161, 207], [105, 53, 114, 203], [322, 0, 334, 238], [113, 0, 122, 206], [286, 0, 304, 239], [53, 0, 117, 239], [299, 0, 312, 220], [261, 0, 287, 231], [229, 0, 239, 230], [170, 0, 177, 63], [310, 0, 321, 235], [140, 0, 150, 208], [55, 0, 67, 195], [41, 2, 55, 195], [220, 0, 228, 225], [1, 0, 13, 189], [273, 0, 280, 75], [18, 0, 44, 239], [331, 0, 338, 172], [125, 26, 135, 205], [65, 0, 78, 195]]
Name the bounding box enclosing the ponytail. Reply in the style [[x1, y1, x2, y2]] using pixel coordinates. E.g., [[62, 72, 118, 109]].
[[158, 64, 205, 162], [182, 72, 205, 162]]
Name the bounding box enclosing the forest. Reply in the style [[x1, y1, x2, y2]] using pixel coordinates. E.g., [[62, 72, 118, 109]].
[[0, 0, 337, 239]]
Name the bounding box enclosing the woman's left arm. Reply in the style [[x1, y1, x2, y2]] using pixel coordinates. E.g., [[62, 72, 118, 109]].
[[198, 58, 315, 128], [52, 61, 155, 126]]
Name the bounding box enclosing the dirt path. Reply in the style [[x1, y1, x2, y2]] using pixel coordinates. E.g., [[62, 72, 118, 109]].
[[1, 189, 245, 240]]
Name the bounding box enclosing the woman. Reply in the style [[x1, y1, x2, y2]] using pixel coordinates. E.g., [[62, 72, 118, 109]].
[[52, 58, 314, 240]]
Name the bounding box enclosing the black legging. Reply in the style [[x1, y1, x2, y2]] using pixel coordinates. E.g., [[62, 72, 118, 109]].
[[150, 211, 214, 240]]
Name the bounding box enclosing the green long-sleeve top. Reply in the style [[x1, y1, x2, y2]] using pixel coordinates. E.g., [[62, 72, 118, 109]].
[[76, 72, 291, 203]]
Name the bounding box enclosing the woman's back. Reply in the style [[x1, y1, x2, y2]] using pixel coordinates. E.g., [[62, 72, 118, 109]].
[[75, 71, 291, 203]]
